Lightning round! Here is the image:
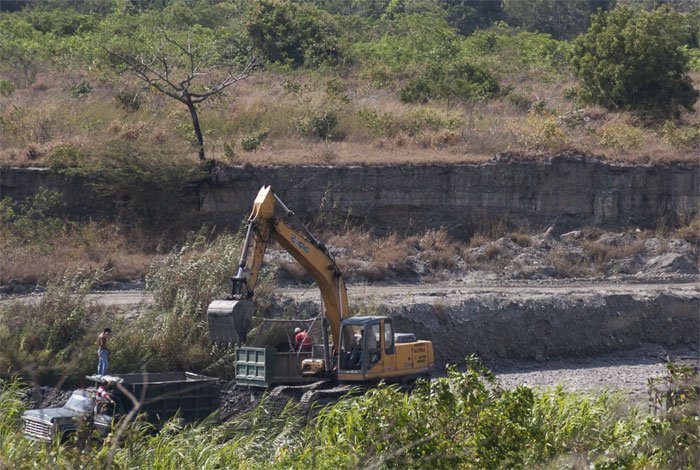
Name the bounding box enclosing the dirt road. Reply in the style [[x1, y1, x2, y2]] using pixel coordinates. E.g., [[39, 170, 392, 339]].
[[44, 279, 692, 307], [283, 279, 699, 305]]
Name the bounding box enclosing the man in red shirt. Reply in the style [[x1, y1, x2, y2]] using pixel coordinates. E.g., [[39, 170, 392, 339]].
[[294, 327, 312, 352]]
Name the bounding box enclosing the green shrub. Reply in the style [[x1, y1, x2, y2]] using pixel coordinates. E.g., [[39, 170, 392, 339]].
[[462, 24, 572, 75], [531, 98, 547, 115], [223, 141, 236, 160], [46, 144, 86, 170], [297, 109, 339, 140], [516, 116, 568, 151], [507, 91, 532, 112], [281, 78, 301, 94], [357, 107, 396, 138], [0, 188, 65, 242], [400, 61, 499, 104], [410, 107, 462, 133], [685, 45, 700, 72], [572, 5, 699, 119], [26, 8, 98, 36], [246, 0, 340, 68], [502, 0, 602, 39], [563, 86, 579, 101], [399, 77, 432, 104], [0, 15, 47, 86], [325, 77, 348, 102], [597, 122, 645, 153], [115, 89, 141, 112], [662, 121, 700, 148], [0, 79, 15, 97], [352, 13, 461, 74], [240, 129, 269, 151], [67, 80, 93, 98]]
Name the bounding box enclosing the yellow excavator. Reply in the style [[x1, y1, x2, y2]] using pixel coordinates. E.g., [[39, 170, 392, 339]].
[[207, 186, 434, 389]]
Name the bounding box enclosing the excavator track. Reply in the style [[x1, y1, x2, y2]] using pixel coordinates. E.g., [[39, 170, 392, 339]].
[[269, 380, 328, 402], [266, 381, 363, 415], [299, 384, 358, 408]]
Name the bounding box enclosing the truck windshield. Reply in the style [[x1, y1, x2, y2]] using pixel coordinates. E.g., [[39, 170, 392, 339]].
[[65, 391, 95, 413]]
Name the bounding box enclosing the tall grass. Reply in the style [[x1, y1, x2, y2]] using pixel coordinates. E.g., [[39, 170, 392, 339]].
[[1, 359, 697, 468], [0, 272, 110, 386], [0, 231, 245, 385]]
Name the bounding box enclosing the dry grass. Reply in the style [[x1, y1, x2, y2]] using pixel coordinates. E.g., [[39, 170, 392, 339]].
[[0, 223, 156, 285], [2, 217, 696, 285], [579, 240, 647, 265], [324, 228, 459, 281], [1, 69, 698, 168], [509, 233, 532, 248], [547, 248, 591, 278], [675, 214, 700, 247]]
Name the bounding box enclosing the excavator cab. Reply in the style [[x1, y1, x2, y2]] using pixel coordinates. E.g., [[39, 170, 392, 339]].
[[338, 317, 391, 373], [337, 316, 433, 383]]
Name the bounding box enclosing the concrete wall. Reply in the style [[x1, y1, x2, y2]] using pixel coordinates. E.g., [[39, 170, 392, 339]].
[[2, 153, 699, 234]]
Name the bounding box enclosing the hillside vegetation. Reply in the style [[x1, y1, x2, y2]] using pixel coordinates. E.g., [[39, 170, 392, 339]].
[[0, 0, 698, 170], [1, 0, 699, 286]]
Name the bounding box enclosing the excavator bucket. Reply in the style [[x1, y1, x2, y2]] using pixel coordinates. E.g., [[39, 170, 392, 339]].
[[207, 300, 255, 345]]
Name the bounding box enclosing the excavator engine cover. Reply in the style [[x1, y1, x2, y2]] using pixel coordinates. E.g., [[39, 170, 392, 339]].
[[207, 300, 255, 344]]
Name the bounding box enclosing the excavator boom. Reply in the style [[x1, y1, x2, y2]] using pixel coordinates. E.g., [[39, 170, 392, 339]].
[[207, 186, 350, 349]]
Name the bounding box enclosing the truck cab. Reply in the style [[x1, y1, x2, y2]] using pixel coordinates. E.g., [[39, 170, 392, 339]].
[[22, 372, 220, 442], [22, 388, 112, 442]]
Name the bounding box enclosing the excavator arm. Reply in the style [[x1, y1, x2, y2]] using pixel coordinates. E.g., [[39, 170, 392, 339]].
[[207, 186, 350, 350]]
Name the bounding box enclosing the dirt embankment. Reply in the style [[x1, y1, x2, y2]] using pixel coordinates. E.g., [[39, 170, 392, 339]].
[[275, 280, 699, 401], [276, 281, 699, 363]]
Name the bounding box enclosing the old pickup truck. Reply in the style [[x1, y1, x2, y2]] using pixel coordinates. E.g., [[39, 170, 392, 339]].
[[22, 372, 220, 442]]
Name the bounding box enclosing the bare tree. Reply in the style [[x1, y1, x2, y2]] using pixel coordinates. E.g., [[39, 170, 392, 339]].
[[106, 31, 258, 161]]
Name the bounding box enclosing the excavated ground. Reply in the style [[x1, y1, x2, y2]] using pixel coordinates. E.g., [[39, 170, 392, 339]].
[[3, 227, 698, 414], [272, 280, 698, 401]]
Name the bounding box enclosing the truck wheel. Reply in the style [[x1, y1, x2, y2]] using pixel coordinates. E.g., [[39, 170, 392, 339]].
[[60, 430, 75, 444]]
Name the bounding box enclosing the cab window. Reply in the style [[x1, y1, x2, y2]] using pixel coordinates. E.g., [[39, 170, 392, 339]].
[[340, 324, 365, 370], [367, 323, 381, 365], [384, 320, 394, 354]]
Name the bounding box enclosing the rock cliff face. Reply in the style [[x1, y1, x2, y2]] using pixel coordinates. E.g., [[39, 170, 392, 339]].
[[2, 154, 698, 234], [207, 154, 699, 234]]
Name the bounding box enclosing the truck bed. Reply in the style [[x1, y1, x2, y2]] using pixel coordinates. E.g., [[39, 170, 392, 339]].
[[87, 372, 220, 422]]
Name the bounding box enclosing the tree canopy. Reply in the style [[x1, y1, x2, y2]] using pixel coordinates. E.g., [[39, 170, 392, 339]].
[[572, 5, 698, 119]]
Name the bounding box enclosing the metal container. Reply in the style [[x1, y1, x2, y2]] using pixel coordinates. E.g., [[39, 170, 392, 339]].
[[235, 347, 318, 387]]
